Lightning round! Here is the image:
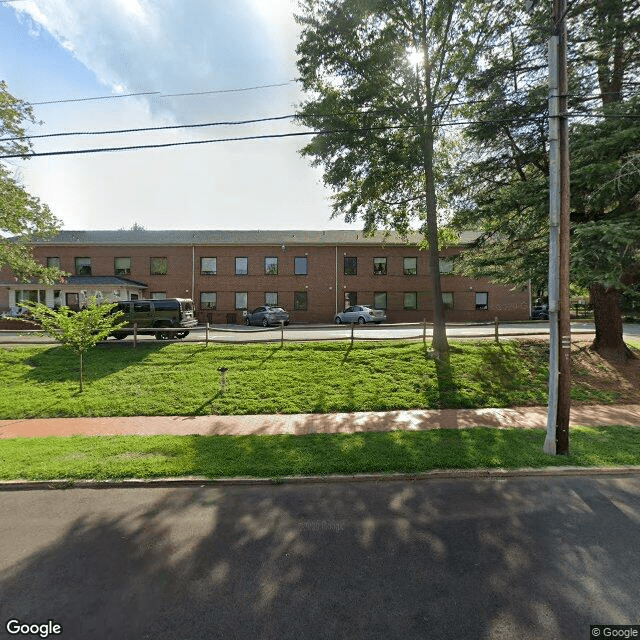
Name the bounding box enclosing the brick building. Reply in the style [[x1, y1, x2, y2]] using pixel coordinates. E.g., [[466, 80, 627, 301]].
[[0, 229, 531, 323]]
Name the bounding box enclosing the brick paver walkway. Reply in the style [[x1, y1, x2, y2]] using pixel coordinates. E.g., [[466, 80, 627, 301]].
[[0, 404, 638, 439]]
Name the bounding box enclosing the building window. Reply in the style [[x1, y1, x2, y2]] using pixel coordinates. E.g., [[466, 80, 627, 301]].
[[16, 290, 40, 304], [66, 292, 80, 309], [114, 257, 131, 275], [403, 257, 417, 276], [294, 256, 308, 275], [439, 258, 454, 274], [475, 292, 489, 310], [265, 257, 278, 275], [75, 257, 92, 276], [150, 292, 167, 300], [265, 292, 278, 306], [344, 256, 357, 275], [235, 257, 248, 275], [200, 292, 217, 309], [374, 292, 387, 309], [345, 291, 357, 308], [46, 257, 60, 269], [404, 292, 417, 310], [442, 292, 454, 310], [133, 300, 151, 312], [373, 257, 387, 275], [294, 291, 308, 310], [235, 292, 248, 310], [201, 257, 217, 275], [150, 257, 168, 275]]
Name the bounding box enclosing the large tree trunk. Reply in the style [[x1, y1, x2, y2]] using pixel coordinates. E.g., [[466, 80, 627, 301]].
[[589, 283, 634, 361], [424, 132, 448, 356]]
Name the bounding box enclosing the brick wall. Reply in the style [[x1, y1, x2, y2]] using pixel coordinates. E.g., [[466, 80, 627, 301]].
[[0, 241, 530, 323]]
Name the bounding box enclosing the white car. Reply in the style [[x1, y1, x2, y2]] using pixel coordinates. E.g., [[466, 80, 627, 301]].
[[335, 305, 387, 324]]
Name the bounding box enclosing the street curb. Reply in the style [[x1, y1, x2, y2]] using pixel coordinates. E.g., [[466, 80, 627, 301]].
[[2, 466, 640, 491]]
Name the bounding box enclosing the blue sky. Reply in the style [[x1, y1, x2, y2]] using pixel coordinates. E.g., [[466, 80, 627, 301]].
[[1, 0, 355, 231]]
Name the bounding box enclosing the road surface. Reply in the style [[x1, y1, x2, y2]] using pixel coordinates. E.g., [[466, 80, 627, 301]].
[[1, 474, 639, 639]]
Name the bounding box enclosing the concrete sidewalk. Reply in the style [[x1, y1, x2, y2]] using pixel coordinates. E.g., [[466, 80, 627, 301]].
[[1, 404, 638, 439]]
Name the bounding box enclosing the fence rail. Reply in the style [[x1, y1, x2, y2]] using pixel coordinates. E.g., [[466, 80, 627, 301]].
[[0, 319, 598, 347]]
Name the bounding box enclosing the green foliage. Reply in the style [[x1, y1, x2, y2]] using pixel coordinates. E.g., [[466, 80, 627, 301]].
[[449, 0, 640, 314], [20, 298, 125, 355], [295, 0, 500, 235], [17, 298, 125, 392], [1, 81, 63, 284], [295, 0, 503, 352]]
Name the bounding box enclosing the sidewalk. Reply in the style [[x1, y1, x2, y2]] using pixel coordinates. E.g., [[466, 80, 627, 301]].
[[1, 404, 639, 439]]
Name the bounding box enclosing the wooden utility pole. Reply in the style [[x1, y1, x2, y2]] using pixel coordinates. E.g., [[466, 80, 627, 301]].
[[544, 0, 571, 455]]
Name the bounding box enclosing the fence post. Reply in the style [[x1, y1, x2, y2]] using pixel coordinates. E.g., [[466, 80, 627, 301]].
[[494, 316, 499, 343], [423, 318, 427, 346], [133, 322, 138, 348], [280, 320, 284, 347], [350, 322, 354, 347], [205, 322, 209, 347]]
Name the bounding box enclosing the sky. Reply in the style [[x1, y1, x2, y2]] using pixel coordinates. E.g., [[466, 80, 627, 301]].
[[0, 0, 358, 231]]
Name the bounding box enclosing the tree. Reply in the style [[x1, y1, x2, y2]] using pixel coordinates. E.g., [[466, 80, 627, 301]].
[[17, 299, 125, 392], [295, 0, 501, 356], [1, 81, 62, 283], [449, 0, 640, 360]]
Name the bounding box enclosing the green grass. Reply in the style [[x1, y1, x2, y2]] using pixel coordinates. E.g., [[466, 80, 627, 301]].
[[0, 340, 558, 418], [1, 426, 639, 481]]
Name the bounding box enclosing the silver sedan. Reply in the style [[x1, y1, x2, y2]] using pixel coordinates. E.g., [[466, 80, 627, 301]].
[[334, 305, 387, 324], [244, 306, 290, 327]]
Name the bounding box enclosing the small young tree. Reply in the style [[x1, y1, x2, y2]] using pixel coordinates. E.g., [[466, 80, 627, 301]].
[[19, 298, 125, 392]]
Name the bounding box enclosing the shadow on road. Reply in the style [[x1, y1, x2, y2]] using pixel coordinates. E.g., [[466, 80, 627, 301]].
[[1, 476, 639, 639]]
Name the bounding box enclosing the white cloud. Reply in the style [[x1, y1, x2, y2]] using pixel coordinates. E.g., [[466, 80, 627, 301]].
[[9, 1, 356, 231]]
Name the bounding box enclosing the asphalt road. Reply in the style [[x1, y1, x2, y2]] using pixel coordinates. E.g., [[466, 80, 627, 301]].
[[1, 474, 639, 639], [3, 320, 636, 345]]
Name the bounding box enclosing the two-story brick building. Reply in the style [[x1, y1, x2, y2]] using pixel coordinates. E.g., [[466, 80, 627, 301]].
[[0, 229, 531, 323]]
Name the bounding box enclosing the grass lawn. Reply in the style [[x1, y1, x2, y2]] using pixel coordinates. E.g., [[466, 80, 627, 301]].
[[1, 426, 639, 481], [1, 339, 638, 419]]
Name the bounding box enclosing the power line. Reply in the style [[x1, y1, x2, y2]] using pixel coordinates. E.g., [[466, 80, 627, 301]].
[[5, 98, 549, 143], [0, 117, 548, 159], [4, 105, 635, 160], [0, 115, 296, 142], [29, 82, 296, 106], [0, 103, 534, 143], [31, 91, 161, 106]]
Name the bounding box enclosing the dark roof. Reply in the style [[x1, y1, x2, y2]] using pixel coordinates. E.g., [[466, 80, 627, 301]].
[[0, 276, 147, 288], [30, 229, 480, 247], [66, 276, 147, 288]]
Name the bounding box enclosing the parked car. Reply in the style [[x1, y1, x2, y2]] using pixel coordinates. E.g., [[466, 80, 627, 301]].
[[111, 298, 197, 340], [530, 305, 549, 320], [335, 305, 387, 324], [244, 306, 290, 327]]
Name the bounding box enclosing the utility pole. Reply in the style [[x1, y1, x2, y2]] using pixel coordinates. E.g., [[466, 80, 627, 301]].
[[543, 0, 571, 455]]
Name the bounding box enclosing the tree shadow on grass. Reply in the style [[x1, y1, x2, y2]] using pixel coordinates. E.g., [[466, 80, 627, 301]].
[[419, 341, 550, 410], [23, 343, 164, 385], [434, 353, 460, 410], [258, 345, 283, 366]]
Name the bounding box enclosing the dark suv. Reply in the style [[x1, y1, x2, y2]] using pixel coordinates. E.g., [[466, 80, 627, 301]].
[[111, 298, 197, 340], [530, 305, 549, 320]]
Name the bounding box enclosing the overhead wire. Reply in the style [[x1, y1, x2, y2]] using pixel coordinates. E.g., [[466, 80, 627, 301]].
[[0, 116, 550, 159], [28, 81, 296, 106]]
